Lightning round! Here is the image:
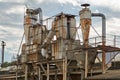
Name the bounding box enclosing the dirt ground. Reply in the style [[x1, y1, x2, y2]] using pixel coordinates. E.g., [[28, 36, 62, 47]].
[[87, 69, 120, 79]]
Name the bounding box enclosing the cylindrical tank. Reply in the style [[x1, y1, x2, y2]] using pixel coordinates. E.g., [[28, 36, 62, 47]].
[[53, 14, 67, 39], [80, 8, 91, 19], [52, 13, 76, 40], [80, 4, 91, 45], [51, 13, 77, 59], [69, 17, 76, 39], [24, 15, 37, 25], [32, 25, 47, 44], [24, 9, 38, 45]]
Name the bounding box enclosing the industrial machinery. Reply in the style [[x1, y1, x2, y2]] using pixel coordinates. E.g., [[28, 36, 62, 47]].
[[19, 4, 97, 80], [1, 3, 120, 80]]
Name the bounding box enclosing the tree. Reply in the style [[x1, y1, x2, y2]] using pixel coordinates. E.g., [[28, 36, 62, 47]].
[[1, 62, 11, 67]]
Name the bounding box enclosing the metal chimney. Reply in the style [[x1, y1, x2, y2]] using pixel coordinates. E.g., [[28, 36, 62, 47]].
[[1, 41, 6, 67]]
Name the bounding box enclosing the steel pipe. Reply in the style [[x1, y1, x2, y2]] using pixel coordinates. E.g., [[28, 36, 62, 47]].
[[92, 13, 106, 74], [91, 13, 106, 44]]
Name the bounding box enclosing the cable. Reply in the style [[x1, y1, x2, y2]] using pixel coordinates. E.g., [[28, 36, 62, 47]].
[[16, 6, 26, 56], [91, 25, 102, 38], [17, 32, 25, 55]]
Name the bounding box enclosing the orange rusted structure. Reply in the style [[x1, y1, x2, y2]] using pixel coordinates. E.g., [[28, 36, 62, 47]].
[[1, 3, 120, 80]]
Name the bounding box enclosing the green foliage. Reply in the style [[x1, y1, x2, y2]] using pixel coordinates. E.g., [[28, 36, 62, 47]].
[[1, 61, 16, 67], [1, 62, 11, 67]]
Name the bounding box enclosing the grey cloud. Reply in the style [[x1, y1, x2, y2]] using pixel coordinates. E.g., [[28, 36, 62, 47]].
[[0, 0, 120, 62], [90, 4, 120, 19], [0, 2, 24, 30], [26, 0, 80, 16]]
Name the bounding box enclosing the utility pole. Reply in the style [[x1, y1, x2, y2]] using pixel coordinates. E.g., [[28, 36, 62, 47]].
[[1, 41, 6, 67]]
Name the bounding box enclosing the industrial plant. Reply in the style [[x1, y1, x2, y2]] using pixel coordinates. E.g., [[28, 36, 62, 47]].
[[0, 3, 120, 80]]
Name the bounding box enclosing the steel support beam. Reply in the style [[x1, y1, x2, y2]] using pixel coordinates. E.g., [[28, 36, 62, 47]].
[[25, 64, 28, 80], [47, 63, 49, 80], [63, 58, 67, 80]]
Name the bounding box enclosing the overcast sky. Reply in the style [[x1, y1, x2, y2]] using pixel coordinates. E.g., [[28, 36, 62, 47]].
[[0, 0, 120, 62]]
